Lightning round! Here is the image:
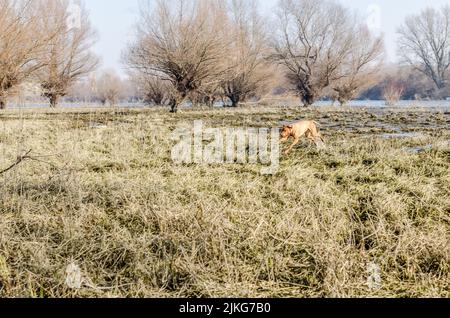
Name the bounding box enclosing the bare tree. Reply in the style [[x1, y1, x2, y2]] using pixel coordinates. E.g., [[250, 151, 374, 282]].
[[398, 6, 450, 91], [68, 74, 99, 103], [220, 0, 271, 107], [96, 70, 123, 106], [0, 0, 60, 109], [194, 82, 222, 107], [131, 73, 171, 106], [383, 80, 405, 106], [38, 0, 99, 108], [270, 0, 356, 107], [332, 26, 384, 105], [124, 0, 229, 113]]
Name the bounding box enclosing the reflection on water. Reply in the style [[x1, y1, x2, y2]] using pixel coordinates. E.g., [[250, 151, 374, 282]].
[[406, 145, 434, 154], [302, 100, 450, 109], [6, 100, 450, 110], [7, 102, 148, 109], [382, 132, 425, 139], [406, 141, 450, 154]]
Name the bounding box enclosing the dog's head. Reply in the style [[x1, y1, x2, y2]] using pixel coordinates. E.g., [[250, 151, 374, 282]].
[[280, 125, 293, 138]]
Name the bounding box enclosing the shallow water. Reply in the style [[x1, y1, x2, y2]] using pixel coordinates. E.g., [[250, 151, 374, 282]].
[[314, 100, 450, 109], [382, 132, 424, 139], [406, 145, 434, 154], [5, 99, 450, 110], [405, 141, 450, 154], [88, 122, 108, 129]]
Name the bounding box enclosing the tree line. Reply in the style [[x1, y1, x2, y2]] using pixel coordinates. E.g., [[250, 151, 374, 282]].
[[0, 0, 98, 109], [124, 0, 450, 112], [0, 0, 449, 110]]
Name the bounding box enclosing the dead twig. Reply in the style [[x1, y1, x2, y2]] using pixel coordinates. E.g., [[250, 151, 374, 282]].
[[0, 149, 33, 175], [0, 150, 78, 178]]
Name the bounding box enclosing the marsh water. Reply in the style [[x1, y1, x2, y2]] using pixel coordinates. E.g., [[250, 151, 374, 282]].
[[6, 99, 450, 110], [5, 99, 450, 155]]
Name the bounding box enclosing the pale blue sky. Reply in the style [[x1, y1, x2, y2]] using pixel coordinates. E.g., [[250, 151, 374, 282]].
[[84, 0, 450, 76]]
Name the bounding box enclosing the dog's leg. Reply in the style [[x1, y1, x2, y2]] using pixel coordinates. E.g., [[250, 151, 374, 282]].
[[310, 123, 325, 145], [284, 138, 300, 155], [305, 129, 316, 146], [308, 137, 317, 146]]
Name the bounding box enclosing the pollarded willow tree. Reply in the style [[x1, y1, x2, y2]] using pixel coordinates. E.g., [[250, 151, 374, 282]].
[[398, 6, 450, 93], [38, 0, 99, 108], [130, 72, 171, 106], [124, 0, 229, 113], [270, 0, 358, 107], [220, 0, 272, 107], [332, 26, 384, 105], [96, 70, 123, 106], [0, 0, 59, 109]]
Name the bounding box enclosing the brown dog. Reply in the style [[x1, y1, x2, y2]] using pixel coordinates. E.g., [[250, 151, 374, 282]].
[[280, 120, 325, 155]]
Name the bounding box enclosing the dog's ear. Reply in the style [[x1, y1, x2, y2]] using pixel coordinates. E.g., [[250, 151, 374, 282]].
[[287, 125, 293, 129]]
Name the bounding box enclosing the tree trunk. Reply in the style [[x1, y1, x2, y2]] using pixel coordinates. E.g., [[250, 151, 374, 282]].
[[0, 96, 6, 110], [154, 94, 163, 106], [229, 95, 240, 107], [331, 96, 337, 106], [302, 96, 314, 107], [206, 95, 214, 108], [302, 90, 317, 107], [338, 96, 348, 106], [170, 93, 187, 113], [49, 94, 60, 108], [436, 79, 446, 90], [430, 71, 446, 90], [170, 99, 178, 113]]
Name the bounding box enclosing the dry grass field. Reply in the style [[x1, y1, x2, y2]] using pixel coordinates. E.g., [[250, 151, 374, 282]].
[[0, 106, 449, 298]]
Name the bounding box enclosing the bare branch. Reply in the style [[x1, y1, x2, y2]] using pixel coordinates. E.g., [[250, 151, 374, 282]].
[[123, 0, 230, 113], [37, 0, 99, 108], [269, 0, 364, 106], [398, 5, 450, 90], [0, 149, 32, 175]]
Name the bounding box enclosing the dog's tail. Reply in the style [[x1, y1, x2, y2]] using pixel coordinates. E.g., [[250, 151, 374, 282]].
[[319, 134, 325, 143], [312, 121, 325, 144], [312, 121, 322, 133]]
